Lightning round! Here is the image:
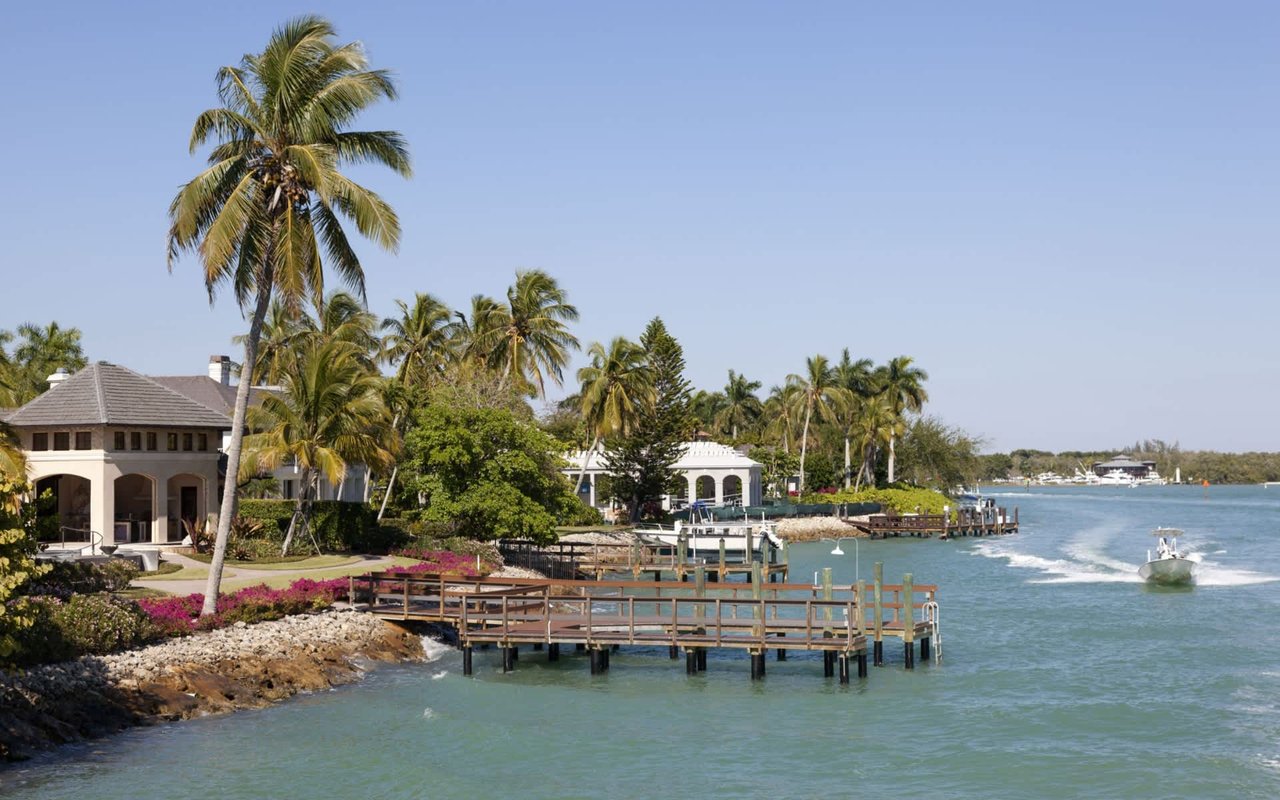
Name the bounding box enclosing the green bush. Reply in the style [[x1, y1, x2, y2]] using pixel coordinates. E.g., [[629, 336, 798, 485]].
[[235, 500, 387, 553], [800, 486, 950, 514], [10, 597, 75, 665], [50, 594, 154, 656], [21, 559, 139, 599], [557, 496, 604, 527]]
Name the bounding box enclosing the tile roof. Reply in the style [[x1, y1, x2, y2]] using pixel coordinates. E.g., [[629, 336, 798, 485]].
[[5, 363, 232, 428], [150, 376, 273, 417]]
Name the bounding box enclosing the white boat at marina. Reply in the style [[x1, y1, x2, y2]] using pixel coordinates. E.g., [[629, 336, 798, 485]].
[[632, 509, 782, 560], [1098, 469, 1137, 487], [1139, 528, 1195, 585]]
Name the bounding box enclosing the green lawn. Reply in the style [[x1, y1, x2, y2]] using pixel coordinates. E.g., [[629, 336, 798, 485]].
[[240, 554, 362, 571], [218, 556, 421, 591]]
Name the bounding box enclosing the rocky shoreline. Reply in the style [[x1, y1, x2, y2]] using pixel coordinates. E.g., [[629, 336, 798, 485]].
[[0, 610, 426, 764]]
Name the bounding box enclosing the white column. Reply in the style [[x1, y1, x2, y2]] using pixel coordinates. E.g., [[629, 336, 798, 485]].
[[687, 475, 697, 505], [90, 463, 115, 545], [153, 473, 169, 543], [714, 474, 724, 507], [588, 473, 597, 508]]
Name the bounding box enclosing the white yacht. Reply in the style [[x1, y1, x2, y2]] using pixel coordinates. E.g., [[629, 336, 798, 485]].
[[1139, 528, 1195, 585], [1098, 469, 1137, 487]]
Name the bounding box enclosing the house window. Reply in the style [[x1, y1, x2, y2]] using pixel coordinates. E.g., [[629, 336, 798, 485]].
[[130, 432, 142, 450], [32, 433, 49, 451], [182, 433, 193, 451], [167, 433, 178, 451], [197, 433, 209, 452], [74, 431, 91, 450], [115, 431, 127, 450], [53, 432, 70, 451], [282, 480, 295, 500], [146, 432, 157, 451]]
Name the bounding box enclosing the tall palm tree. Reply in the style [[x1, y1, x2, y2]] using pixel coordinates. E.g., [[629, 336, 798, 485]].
[[451, 294, 504, 367], [5, 322, 88, 403], [474, 271, 580, 398], [573, 337, 652, 492], [241, 340, 396, 555], [375, 293, 457, 519], [787, 354, 838, 493], [167, 16, 410, 614], [852, 395, 897, 490], [878, 356, 929, 484], [715, 370, 763, 440], [762, 384, 801, 454], [828, 349, 877, 489], [691, 390, 728, 437]]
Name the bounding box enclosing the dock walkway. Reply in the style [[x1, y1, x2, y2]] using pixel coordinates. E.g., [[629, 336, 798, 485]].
[[353, 562, 937, 684]]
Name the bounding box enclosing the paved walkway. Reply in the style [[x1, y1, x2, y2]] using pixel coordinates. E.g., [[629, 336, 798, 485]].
[[134, 551, 407, 595]]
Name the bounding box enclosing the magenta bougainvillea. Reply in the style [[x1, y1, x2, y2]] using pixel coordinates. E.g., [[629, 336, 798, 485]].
[[387, 548, 488, 577], [137, 577, 348, 636]]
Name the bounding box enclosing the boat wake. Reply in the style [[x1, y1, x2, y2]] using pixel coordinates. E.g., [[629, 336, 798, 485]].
[[972, 537, 1279, 587]]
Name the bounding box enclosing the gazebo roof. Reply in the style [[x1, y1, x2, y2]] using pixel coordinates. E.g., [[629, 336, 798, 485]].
[[565, 441, 760, 472], [1094, 455, 1153, 469], [5, 363, 232, 429]]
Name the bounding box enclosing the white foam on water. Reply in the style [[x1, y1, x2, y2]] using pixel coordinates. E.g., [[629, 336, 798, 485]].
[[431, 670, 448, 680], [422, 707, 436, 719], [421, 636, 454, 663]]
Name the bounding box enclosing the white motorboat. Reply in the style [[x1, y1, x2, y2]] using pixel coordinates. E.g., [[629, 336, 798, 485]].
[[1139, 528, 1195, 585], [1098, 469, 1137, 487], [633, 508, 782, 560]]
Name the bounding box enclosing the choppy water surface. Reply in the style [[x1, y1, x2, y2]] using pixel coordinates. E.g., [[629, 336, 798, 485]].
[[5, 486, 1280, 799]]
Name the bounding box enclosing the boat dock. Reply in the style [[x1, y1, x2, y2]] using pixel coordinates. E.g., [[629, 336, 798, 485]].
[[850, 506, 1019, 539], [497, 537, 791, 582], [353, 562, 937, 684]]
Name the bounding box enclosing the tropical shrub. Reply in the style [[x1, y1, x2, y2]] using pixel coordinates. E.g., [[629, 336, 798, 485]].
[[236, 500, 383, 552], [801, 486, 950, 514], [10, 596, 76, 664], [49, 594, 155, 655], [0, 519, 49, 664], [21, 560, 139, 599], [389, 547, 490, 576], [136, 577, 348, 636], [558, 496, 604, 527]]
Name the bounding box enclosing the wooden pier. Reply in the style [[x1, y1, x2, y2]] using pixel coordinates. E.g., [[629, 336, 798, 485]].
[[353, 561, 937, 684], [850, 506, 1019, 539], [497, 536, 790, 583]]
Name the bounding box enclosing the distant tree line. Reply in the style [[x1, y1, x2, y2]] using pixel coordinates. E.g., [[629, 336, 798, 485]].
[[978, 440, 1280, 484]]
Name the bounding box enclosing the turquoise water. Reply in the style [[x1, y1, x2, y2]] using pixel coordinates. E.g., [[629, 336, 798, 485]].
[[4, 486, 1280, 799]]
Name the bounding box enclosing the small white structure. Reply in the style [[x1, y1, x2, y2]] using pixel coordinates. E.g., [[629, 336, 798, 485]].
[[564, 441, 763, 510]]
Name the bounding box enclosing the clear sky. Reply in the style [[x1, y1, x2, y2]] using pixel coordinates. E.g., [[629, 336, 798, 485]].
[[3, 1, 1277, 452]]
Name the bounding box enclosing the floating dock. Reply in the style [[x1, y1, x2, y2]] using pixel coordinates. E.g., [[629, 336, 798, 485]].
[[354, 562, 938, 684]]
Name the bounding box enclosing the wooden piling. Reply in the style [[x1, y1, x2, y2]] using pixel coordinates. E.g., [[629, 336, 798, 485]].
[[857, 652, 868, 678], [686, 649, 697, 675], [839, 653, 850, 684], [718, 538, 727, 582], [462, 645, 473, 676], [823, 651, 835, 678], [549, 643, 560, 661], [902, 572, 914, 670], [697, 647, 707, 671], [873, 562, 884, 666]]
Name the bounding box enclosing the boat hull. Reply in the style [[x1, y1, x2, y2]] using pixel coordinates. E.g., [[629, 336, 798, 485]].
[[1139, 557, 1195, 585]]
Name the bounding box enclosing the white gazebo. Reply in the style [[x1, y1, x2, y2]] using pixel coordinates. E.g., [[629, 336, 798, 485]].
[[564, 441, 763, 510]]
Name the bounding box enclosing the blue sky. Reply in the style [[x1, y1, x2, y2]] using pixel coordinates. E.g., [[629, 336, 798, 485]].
[[3, 2, 1277, 452]]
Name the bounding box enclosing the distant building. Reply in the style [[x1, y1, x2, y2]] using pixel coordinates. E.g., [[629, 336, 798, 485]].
[[1092, 454, 1157, 479], [564, 441, 763, 510]]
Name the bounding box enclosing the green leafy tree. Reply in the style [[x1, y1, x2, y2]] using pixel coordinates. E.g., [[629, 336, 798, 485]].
[[241, 340, 396, 554], [762, 383, 801, 454], [605, 318, 693, 521], [167, 16, 410, 614], [574, 337, 652, 493], [0, 476, 49, 665], [405, 403, 576, 542], [896, 416, 982, 489]]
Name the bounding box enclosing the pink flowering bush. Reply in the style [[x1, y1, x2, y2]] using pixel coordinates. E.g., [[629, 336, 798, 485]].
[[136, 577, 348, 636], [390, 547, 489, 577]]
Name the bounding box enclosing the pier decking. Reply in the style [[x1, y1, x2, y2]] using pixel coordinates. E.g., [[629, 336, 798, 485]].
[[354, 562, 937, 684], [497, 537, 790, 582], [850, 506, 1019, 538]]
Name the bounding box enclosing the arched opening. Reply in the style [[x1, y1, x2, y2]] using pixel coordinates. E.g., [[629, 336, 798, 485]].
[[167, 473, 206, 543], [114, 474, 155, 543], [695, 475, 716, 502], [33, 474, 92, 541], [723, 475, 743, 506]]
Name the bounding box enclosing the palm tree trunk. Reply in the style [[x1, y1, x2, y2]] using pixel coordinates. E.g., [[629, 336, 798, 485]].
[[281, 467, 312, 556], [798, 401, 813, 494], [201, 262, 274, 617], [844, 435, 852, 490], [888, 433, 896, 484], [573, 436, 599, 494], [375, 412, 403, 522]]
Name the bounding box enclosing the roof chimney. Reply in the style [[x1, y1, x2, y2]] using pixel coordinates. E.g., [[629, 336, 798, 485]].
[[208, 355, 232, 385], [47, 368, 70, 388]]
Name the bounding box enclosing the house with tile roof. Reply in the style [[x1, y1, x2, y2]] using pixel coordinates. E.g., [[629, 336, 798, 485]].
[[564, 441, 763, 510], [3, 362, 231, 545]]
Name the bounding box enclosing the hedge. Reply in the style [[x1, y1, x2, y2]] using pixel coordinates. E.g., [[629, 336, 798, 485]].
[[235, 500, 403, 554]]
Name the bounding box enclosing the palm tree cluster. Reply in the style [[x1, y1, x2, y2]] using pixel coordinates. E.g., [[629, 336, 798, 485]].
[[0, 322, 88, 408], [691, 351, 929, 493]]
